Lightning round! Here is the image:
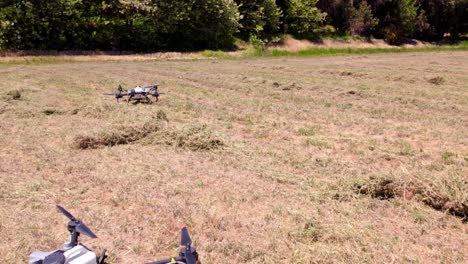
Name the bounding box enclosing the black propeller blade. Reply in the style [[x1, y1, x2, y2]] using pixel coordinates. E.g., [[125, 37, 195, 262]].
[[181, 227, 192, 246], [76, 222, 98, 239], [181, 227, 196, 264], [146, 227, 197, 264], [56, 205, 76, 221], [185, 248, 196, 264], [56, 205, 97, 239], [143, 85, 159, 89]]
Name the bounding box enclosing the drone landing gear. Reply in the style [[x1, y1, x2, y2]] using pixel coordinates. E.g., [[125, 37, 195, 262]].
[[127, 94, 155, 104]]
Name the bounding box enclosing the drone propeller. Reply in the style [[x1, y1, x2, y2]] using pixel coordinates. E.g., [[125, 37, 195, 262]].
[[103, 93, 124, 96], [181, 227, 196, 264], [57, 205, 75, 221], [144, 85, 158, 89], [180, 227, 192, 247], [145, 227, 197, 264], [56, 205, 97, 239]]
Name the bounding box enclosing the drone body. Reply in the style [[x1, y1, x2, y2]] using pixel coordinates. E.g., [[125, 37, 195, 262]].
[[104, 84, 161, 104], [29, 205, 106, 264], [29, 206, 199, 264]]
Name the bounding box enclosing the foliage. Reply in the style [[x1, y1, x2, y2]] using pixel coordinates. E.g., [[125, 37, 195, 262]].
[[0, 0, 83, 49], [317, 0, 353, 33], [0, 0, 240, 51], [372, 0, 426, 44], [0, 0, 467, 50], [235, 0, 282, 40], [284, 0, 327, 38], [348, 1, 378, 38], [419, 0, 467, 39]]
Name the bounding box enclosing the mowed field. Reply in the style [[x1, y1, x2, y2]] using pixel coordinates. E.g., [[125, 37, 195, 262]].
[[0, 52, 467, 263]]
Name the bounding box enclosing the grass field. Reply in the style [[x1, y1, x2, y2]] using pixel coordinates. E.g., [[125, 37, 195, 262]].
[[0, 51, 467, 263]]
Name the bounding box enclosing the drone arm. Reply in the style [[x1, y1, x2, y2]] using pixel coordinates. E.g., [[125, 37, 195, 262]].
[[97, 249, 107, 264], [146, 256, 183, 264]]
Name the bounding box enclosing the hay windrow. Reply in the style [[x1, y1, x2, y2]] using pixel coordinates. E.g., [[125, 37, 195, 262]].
[[142, 124, 225, 151], [353, 175, 402, 200], [73, 121, 163, 149], [74, 121, 224, 151], [354, 175, 468, 219], [171, 125, 224, 151]]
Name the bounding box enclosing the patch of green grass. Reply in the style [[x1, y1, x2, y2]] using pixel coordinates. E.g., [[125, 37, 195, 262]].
[[269, 45, 468, 57], [441, 151, 456, 165], [297, 126, 320, 136], [398, 141, 414, 156], [0, 57, 77, 65], [305, 138, 331, 149], [201, 50, 229, 58], [413, 210, 426, 224]]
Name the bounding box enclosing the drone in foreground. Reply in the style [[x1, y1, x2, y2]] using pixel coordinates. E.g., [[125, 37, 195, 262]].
[[29, 205, 107, 264], [29, 206, 200, 264], [146, 227, 199, 264], [104, 84, 162, 104]]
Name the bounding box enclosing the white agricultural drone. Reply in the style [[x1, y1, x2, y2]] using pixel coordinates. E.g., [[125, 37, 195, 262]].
[[29, 205, 199, 264]]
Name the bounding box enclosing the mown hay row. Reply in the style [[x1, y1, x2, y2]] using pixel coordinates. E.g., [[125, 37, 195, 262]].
[[354, 175, 467, 219], [74, 121, 224, 151]]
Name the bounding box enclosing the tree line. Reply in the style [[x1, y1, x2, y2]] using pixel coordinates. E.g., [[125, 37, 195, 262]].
[[0, 0, 466, 51]]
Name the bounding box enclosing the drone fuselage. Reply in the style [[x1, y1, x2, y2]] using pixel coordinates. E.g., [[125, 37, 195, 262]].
[[105, 85, 160, 104], [126, 86, 159, 104], [30, 244, 97, 264]]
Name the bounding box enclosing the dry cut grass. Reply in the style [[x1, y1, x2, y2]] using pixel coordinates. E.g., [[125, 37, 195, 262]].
[[0, 51, 467, 263]]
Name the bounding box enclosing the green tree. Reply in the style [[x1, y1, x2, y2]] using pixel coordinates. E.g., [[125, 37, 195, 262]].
[[419, 0, 467, 39], [0, 0, 83, 49], [154, 0, 240, 50], [235, 0, 282, 40], [317, 0, 353, 33], [370, 0, 426, 44], [284, 0, 326, 38]]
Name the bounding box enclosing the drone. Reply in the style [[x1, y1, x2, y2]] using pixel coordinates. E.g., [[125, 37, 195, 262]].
[[146, 227, 199, 264], [104, 84, 162, 104], [29, 205, 107, 264], [29, 206, 200, 264]]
